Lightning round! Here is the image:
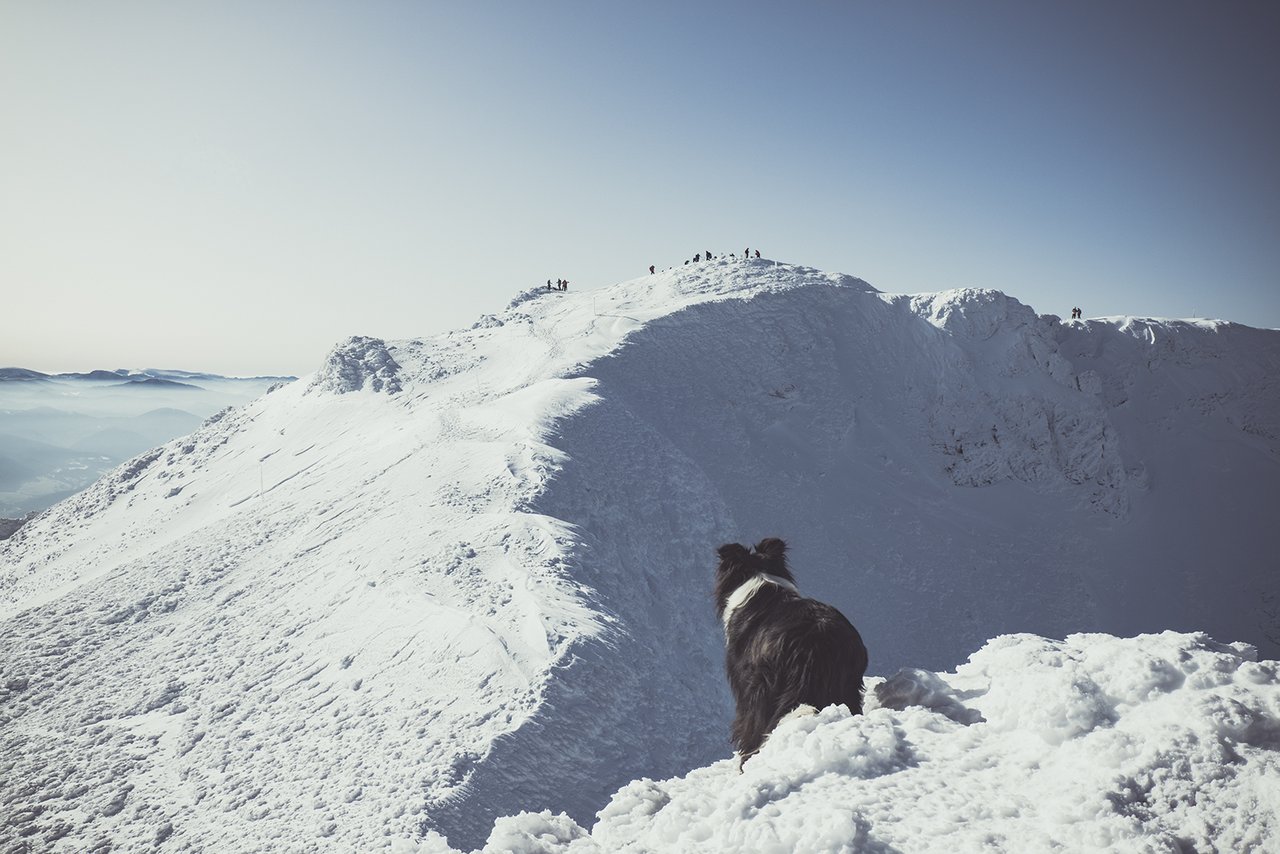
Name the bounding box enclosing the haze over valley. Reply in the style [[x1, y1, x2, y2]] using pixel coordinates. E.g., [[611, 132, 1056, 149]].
[[0, 369, 292, 519]]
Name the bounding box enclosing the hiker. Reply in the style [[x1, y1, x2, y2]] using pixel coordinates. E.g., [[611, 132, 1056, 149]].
[[706, 250, 713, 259], [754, 250, 760, 258], [649, 265, 655, 274], [562, 280, 569, 291], [695, 253, 701, 262], [744, 247, 749, 258], [547, 279, 552, 290]]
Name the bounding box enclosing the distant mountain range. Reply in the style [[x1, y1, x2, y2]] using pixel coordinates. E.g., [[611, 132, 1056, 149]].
[[0, 367, 295, 384], [0, 368, 296, 517]]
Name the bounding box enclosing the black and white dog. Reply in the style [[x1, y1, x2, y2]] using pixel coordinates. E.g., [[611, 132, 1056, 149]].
[[715, 537, 868, 767]]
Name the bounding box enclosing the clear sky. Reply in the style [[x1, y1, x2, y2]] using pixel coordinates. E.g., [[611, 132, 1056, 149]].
[[3, 1, 1277, 376]]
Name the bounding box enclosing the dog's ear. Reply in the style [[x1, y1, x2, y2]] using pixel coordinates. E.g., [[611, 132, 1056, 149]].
[[717, 543, 751, 564], [753, 538, 787, 560]]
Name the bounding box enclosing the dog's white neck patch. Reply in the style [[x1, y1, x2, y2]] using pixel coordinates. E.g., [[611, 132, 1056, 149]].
[[721, 573, 798, 629]]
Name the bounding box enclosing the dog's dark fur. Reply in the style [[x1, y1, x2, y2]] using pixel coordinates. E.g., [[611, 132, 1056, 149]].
[[715, 538, 868, 767]]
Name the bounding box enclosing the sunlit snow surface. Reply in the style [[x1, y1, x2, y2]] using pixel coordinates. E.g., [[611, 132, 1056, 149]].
[[417, 632, 1280, 854], [2, 259, 1278, 850]]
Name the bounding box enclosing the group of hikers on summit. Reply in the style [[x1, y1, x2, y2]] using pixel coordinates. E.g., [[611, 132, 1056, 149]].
[[542, 247, 764, 292], [649, 247, 763, 275], [682, 247, 761, 267]]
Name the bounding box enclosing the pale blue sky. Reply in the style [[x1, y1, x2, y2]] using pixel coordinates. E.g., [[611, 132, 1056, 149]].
[[3, 1, 1277, 376]]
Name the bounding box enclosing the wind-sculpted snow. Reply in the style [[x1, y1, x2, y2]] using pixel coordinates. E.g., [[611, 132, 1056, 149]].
[[1068, 316, 1280, 459], [416, 632, 1280, 854], [910, 289, 1129, 513], [2, 258, 1278, 850], [308, 335, 403, 394]]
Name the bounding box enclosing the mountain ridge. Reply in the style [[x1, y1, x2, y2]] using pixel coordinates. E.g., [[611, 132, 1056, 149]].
[[2, 258, 1277, 850]]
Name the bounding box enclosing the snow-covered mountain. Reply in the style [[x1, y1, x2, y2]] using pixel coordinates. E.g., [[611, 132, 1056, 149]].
[[2, 259, 1277, 851]]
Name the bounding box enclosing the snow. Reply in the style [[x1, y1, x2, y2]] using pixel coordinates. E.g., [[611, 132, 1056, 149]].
[[417, 632, 1280, 854], [2, 257, 1278, 850]]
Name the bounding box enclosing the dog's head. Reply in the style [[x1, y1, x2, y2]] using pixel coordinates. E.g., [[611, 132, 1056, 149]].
[[714, 538, 796, 616]]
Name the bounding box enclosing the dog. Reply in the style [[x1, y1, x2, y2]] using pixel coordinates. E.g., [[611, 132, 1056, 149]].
[[715, 537, 868, 767]]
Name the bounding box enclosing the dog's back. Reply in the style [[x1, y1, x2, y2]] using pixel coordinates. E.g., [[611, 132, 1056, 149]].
[[717, 539, 868, 764]]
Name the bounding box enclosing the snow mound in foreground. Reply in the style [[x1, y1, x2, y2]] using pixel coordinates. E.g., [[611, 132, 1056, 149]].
[[414, 632, 1280, 854]]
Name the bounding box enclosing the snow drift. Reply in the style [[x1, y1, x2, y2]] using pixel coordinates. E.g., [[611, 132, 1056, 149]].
[[412, 631, 1280, 854], [2, 258, 1278, 850]]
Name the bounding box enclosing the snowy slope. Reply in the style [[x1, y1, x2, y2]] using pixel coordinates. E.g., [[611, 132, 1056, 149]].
[[2, 258, 1278, 850]]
